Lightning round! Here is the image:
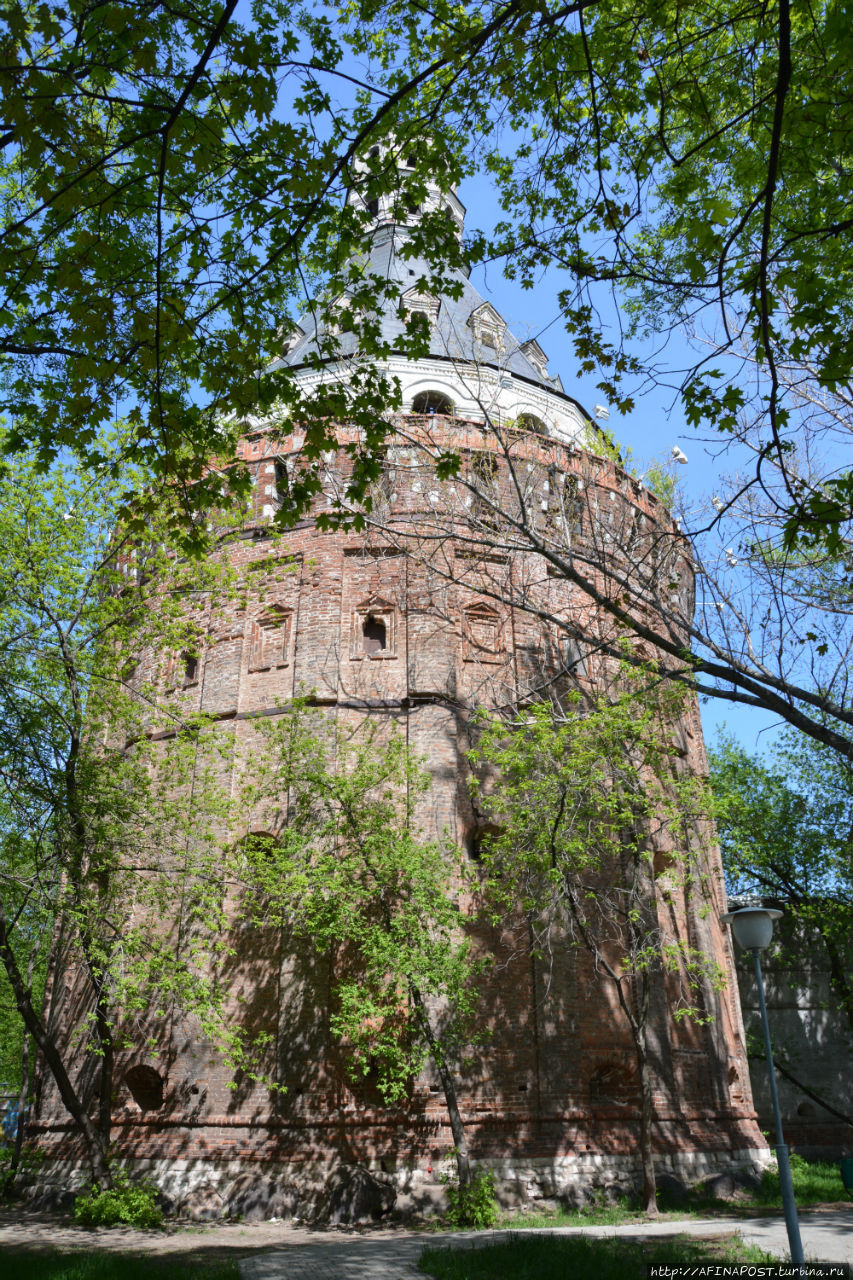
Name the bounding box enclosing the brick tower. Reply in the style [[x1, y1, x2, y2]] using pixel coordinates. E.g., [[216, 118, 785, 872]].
[[33, 161, 766, 1217]]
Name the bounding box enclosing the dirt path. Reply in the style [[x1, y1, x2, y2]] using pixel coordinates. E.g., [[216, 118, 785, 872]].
[[0, 1209, 427, 1266]]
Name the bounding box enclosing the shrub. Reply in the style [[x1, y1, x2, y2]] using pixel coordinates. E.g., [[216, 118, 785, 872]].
[[759, 1152, 849, 1206], [443, 1169, 499, 1228], [73, 1169, 164, 1229]]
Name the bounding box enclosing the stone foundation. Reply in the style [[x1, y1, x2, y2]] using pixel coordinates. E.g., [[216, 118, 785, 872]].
[[26, 1144, 772, 1222]]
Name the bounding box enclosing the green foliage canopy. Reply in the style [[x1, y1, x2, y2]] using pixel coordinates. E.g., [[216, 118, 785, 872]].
[[0, 1, 469, 543], [0, 443, 251, 1179], [348, 0, 853, 552], [709, 727, 853, 1035]]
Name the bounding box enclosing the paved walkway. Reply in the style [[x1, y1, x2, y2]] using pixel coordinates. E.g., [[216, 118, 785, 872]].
[[239, 1210, 853, 1279]]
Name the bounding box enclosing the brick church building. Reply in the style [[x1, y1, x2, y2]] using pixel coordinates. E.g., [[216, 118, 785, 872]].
[[32, 159, 766, 1218]]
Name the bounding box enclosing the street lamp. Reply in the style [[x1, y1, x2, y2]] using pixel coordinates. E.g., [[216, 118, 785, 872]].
[[722, 905, 805, 1267]]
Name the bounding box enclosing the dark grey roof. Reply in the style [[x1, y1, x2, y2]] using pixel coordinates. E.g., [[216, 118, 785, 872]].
[[276, 225, 564, 393]]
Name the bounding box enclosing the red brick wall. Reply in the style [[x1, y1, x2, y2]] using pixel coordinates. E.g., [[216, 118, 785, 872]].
[[32, 417, 765, 1188]]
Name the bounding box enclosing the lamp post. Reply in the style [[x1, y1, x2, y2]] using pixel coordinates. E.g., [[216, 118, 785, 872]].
[[722, 905, 805, 1267]]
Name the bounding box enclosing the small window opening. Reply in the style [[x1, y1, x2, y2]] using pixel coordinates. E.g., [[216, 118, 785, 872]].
[[406, 201, 420, 215], [125, 1064, 164, 1111], [183, 653, 199, 685], [369, 146, 380, 159], [274, 458, 288, 499], [517, 1083, 528, 1093], [366, 197, 379, 217], [589, 1062, 633, 1106], [362, 614, 387, 654], [473, 451, 498, 485], [465, 821, 500, 859], [472, 452, 500, 529], [405, 153, 417, 169], [242, 831, 279, 861], [411, 389, 454, 415]]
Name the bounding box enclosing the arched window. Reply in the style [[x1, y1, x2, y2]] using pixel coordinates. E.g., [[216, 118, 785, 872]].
[[125, 1064, 165, 1111], [411, 389, 454, 415], [274, 458, 288, 500], [517, 413, 546, 434], [362, 614, 387, 654], [352, 596, 396, 660], [241, 831, 279, 863]]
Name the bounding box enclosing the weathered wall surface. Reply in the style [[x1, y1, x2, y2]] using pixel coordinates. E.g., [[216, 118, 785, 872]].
[[32, 417, 766, 1211], [735, 913, 853, 1160]]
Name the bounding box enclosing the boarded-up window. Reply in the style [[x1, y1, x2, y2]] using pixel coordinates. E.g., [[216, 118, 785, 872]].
[[463, 602, 503, 664], [249, 608, 291, 672]]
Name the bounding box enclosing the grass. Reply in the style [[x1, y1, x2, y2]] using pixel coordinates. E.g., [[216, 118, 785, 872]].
[[499, 1197, 642, 1229], [500, 1155, 852, 1230], [756, 1155, 852, 1209], [0, 1254, 241, 1280], [418, 1233, 778, 1280]]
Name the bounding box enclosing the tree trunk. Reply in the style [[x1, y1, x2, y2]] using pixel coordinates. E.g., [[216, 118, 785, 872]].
[[0, 907, 112, 1186], [91, 977, 114, 1147], [10, 934, 41, 1177], [635, 1025, 659, 1216], [410, 982, 471, 1186]]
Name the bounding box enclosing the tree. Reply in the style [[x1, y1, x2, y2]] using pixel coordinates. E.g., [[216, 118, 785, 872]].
[[240, 705, 486, 1191], [0, 0, 476, 539], [0, 447, 245, 1185], [7, 2, 851, 550], [6, 5, 853, 799], [0, 854, 49, 1184], [347, 0, 853, 553], [709, 728, 853, 1041], [469, 677, 724, 1215]]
